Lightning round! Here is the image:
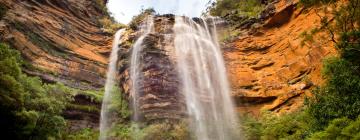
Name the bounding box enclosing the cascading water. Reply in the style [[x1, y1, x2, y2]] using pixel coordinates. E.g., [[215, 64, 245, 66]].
[[174, 16, 240, 140], [99, 29, 126, 140], [130, 16, 154, 123]]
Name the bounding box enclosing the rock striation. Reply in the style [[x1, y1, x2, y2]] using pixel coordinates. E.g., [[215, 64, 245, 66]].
[[0, 0, 111, 130], [118, 15, 187, 123], [0, 0, 339, 125], [117, 0, 338, 121], [223, 0, 337, 116], [0, 0, 112, 89]]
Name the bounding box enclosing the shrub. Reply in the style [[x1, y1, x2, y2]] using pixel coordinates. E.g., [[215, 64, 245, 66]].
[[240, 114, 263, 140], [240, 111, 312, 140], [208, 0, 264, 24], [306, 57, 360, 129], [99, 17, 127, 34], [139, 122, 191, 140], [304, 0, 360, 131], [308, 116, 360, 139], [129, 8, 155, 30], [0, 43, 70, 139], [211, 0, 264, 17], [65, 128, 99, 140], [107, 123, 132, 140]]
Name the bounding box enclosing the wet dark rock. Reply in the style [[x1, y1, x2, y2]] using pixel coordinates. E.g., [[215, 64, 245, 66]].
[[118, 16, 186, 123]]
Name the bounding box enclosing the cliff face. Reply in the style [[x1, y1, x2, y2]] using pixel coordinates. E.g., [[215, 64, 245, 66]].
[[118, 15, 187, 123], [223, 0, 336, 115], [0, 0, 338, 125], [0, 0, 112, 90], [0, 0, 112, 130], [116, 0, 338, 121]]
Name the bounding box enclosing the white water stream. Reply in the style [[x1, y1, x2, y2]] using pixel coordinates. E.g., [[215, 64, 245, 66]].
[[130, 16, 154, 123], [99, 29, 126, 140], [100, 15, 239, 140], [174, 16, 240, 140]]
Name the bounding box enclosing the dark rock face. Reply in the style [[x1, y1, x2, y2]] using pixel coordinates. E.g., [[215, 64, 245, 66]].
[[63, 94, 101, 131], [118, 15, 186, 123]]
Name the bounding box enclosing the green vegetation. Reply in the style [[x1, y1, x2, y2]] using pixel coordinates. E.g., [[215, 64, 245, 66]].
[[99, 17, 127, 34], [0, 43, 71, 139], [72, 89, 103, 104], [208, 0, 264, 27], [92, 0, 127, 34], [0, 43, 109, 139], [307, 57, 360, 129], [129, 8, 155, 30], [241, 111, 312, 140], [92, 0, 109, 15], [66, 103, 100, 114], [207, 0, 264, 42], [301, 0, 360, 129], [309, 117, 360, 140], [66, 128, 100, 140], [138, 122, 191, 140], [209, 0, 264, 18], [98, 122, 191, 140]]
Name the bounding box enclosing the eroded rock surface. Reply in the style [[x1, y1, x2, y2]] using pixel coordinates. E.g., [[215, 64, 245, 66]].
[[0, 0, 112, 130], [223, 0, 336, 116], [0, 0, 112, 89], [118, 15, 186, 123]]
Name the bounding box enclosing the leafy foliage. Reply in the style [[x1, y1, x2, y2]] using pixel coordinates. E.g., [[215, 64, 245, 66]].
[[241, 111, 312, 140], [99, 17, 127, 34], [306, 57, 360, 129], [65, 128, 100, 140], [0, 43, 73, 139], [129, 8, 155, 30], [100, 122, 190, 140], [138, 122, 191, 140], [303, 0, 360, 130], [209, 0, 264, 18], [308, 116, 360, 140], [208, 0, 264, 27]]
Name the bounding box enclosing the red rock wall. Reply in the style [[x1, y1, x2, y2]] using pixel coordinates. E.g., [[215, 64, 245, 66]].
[[0, 0, 112, 89], [223, 0, 337, 116]]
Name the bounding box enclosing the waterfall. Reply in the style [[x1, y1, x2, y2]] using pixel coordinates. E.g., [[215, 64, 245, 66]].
[[130, 16, 154, 123], [174, 16, 240, 140], [99, 29, 126, 140]]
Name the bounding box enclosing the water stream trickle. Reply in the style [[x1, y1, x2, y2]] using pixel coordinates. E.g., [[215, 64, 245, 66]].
[[99, 29, 126, 140], [130, 16, 154, 123], [173, 16, 240, 140]]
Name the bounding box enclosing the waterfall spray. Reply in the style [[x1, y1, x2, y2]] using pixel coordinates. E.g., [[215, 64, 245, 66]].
[[99, 29, 126, 140], [174, 16, 240, 140]]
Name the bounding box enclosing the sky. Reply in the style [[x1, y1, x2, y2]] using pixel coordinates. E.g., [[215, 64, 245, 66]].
[[107, 0, 215, 24]]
